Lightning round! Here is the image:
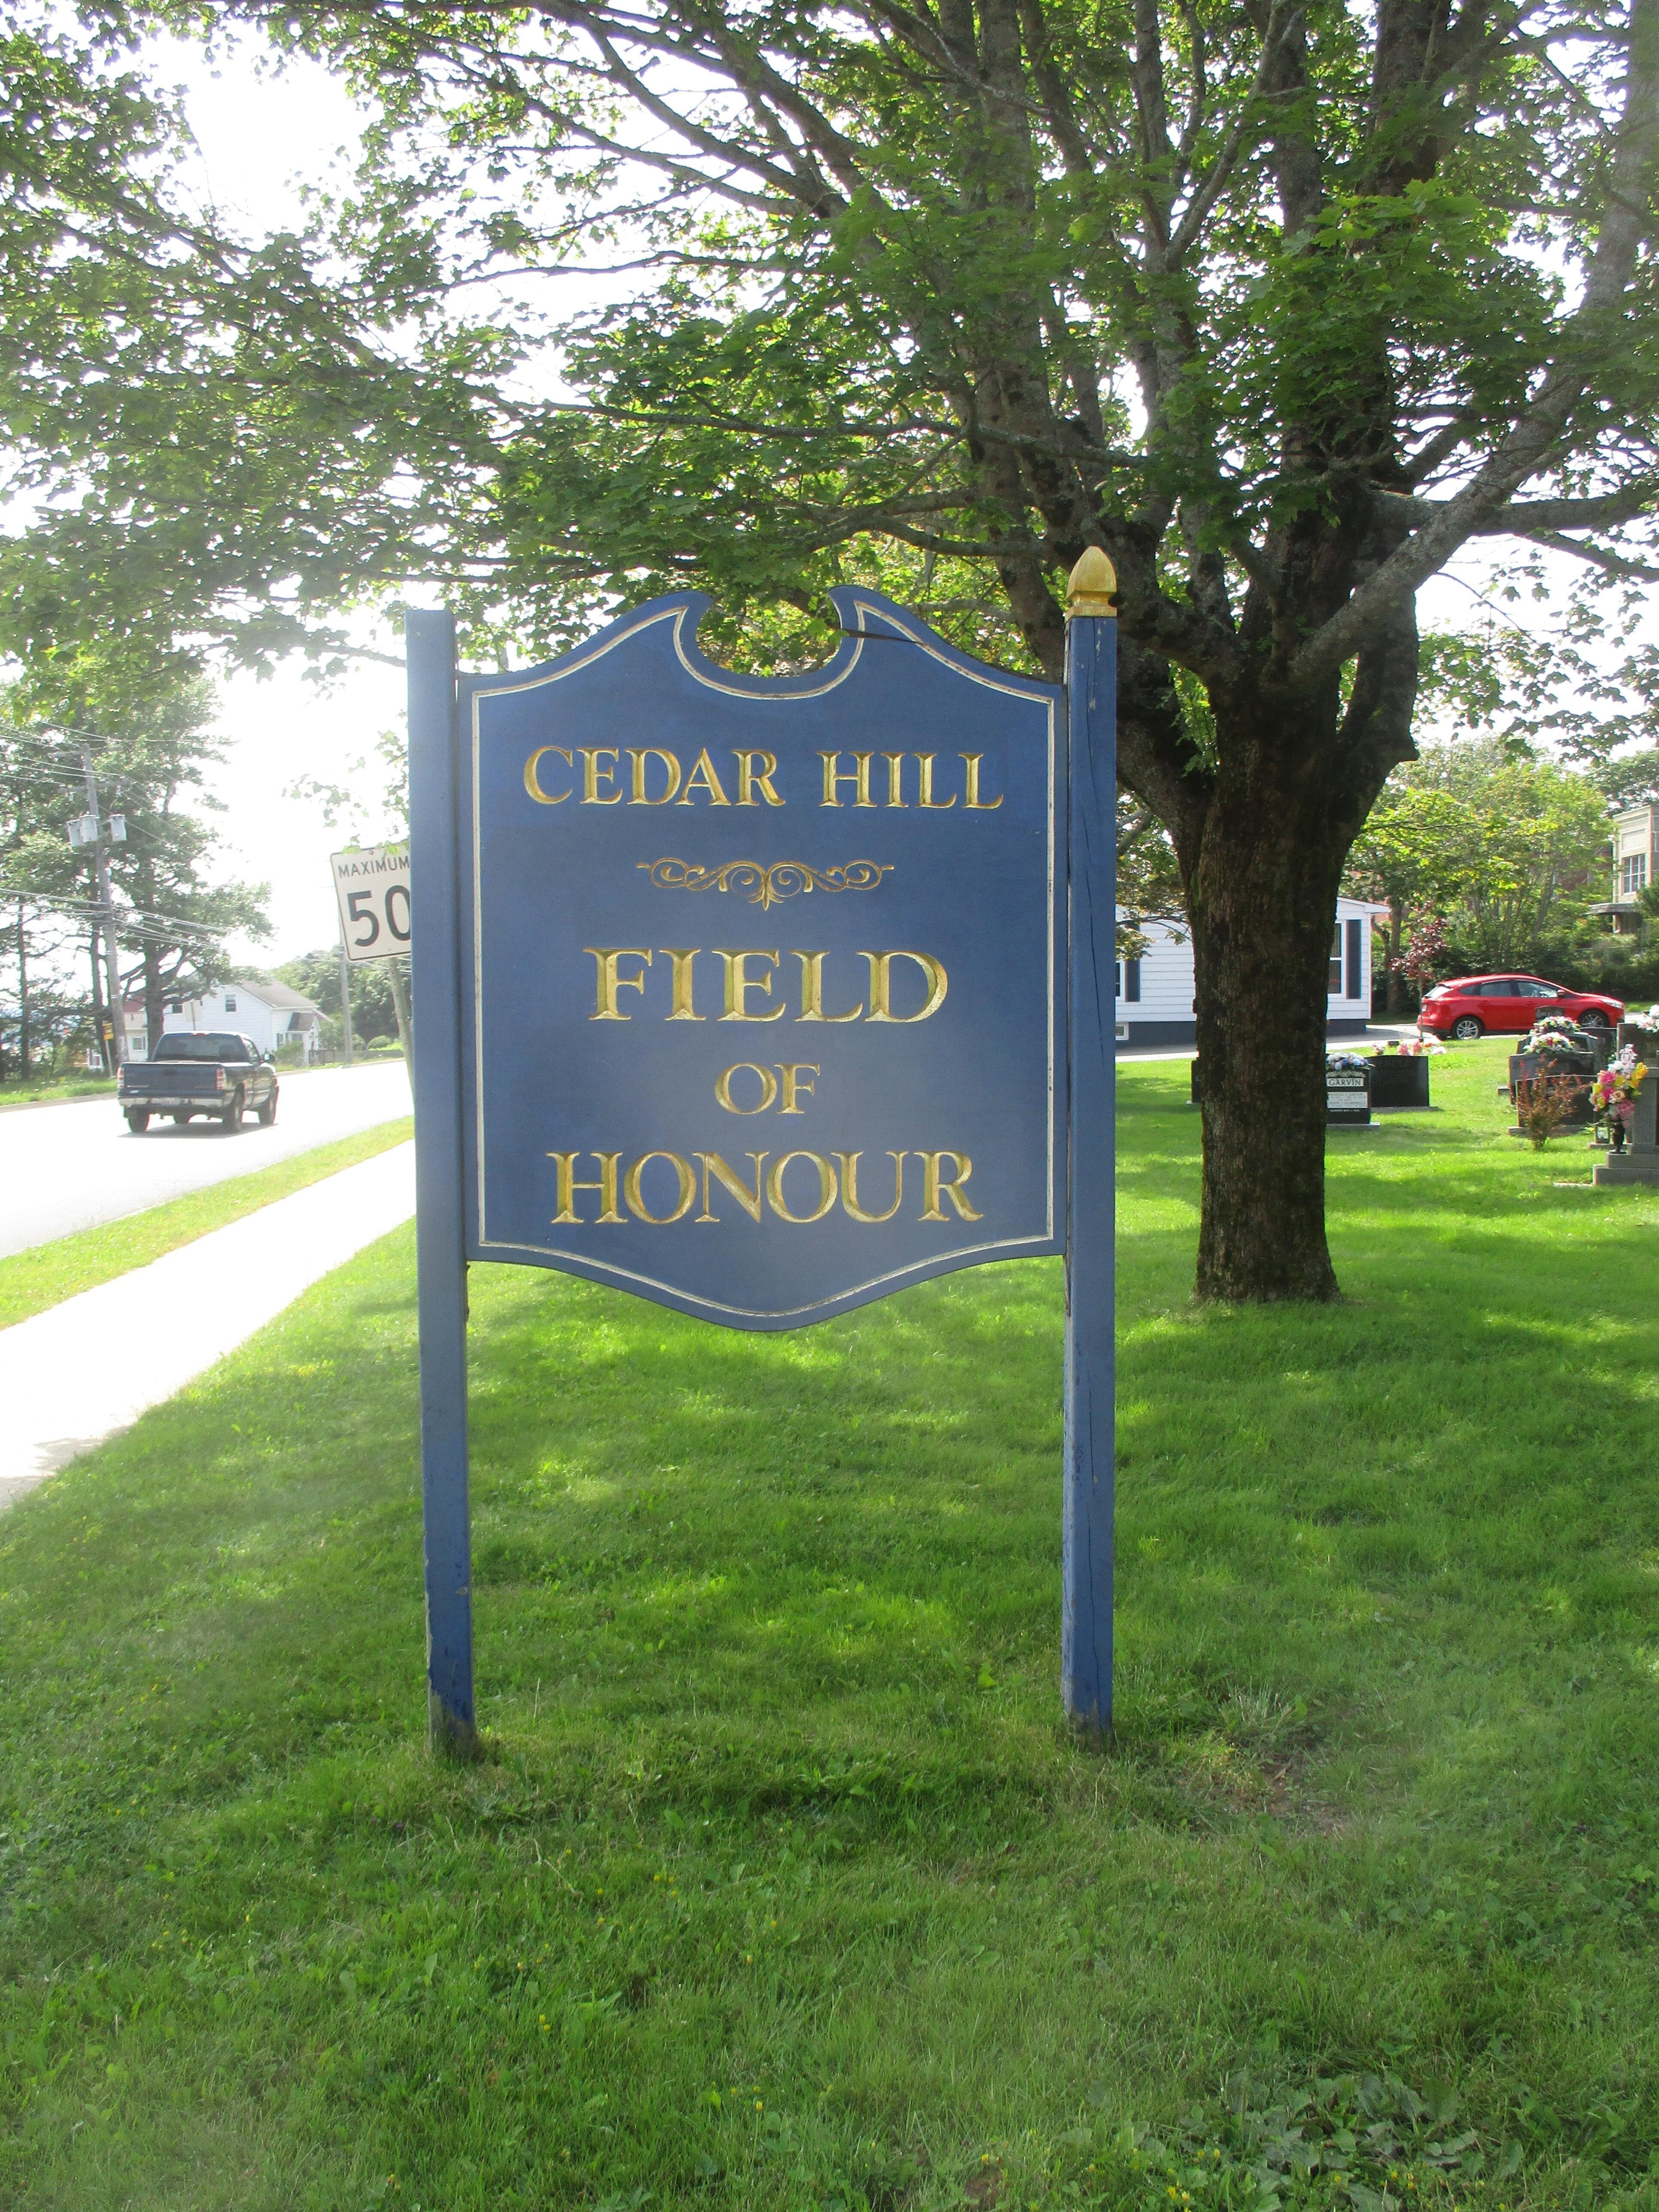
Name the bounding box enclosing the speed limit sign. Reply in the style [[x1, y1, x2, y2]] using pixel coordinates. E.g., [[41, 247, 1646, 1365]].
[[331, 844, 412, 964]]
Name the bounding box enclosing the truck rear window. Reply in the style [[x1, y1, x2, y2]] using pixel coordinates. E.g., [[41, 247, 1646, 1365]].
[[153, 1034, 247, 1061]]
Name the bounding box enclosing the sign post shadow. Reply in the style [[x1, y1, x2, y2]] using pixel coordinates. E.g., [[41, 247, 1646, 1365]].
[[406, 553, 1116, 1757]]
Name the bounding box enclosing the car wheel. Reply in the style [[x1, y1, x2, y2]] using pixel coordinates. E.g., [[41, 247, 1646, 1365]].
[[220, 1085, 245, 1131], [1578, 1008, 1611, 1030], [256, 1089, 278, 1127], [124, 1109, 150, 1134], [172, 1113, 190, 1125], [1451, 1015, 1484, 1040]]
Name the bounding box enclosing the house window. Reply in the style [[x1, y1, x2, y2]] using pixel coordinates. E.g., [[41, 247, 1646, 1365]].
[[1328, 925, 1343, 995], [1124, 958, 1141, 1002], [1621, 853, 1649, 896], [166, 999, 181, 1014], [1346, 917, 1364, 999], [223, 994, 237, 1013]]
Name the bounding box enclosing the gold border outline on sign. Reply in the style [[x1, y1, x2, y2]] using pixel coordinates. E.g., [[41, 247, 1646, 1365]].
[[464, 596, 1060, 1316]]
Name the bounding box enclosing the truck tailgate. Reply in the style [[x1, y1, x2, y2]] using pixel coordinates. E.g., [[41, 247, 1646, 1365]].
[[121, 1068, 219, 1096]]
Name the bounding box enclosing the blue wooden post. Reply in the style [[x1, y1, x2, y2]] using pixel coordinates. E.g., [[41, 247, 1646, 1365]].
[[1062, 549, 1118, 1735], [405, 610, 477, 1758]]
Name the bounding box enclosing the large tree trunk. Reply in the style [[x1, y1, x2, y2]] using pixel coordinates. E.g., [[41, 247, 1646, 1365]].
[[1187, 733, 1349, 1303]]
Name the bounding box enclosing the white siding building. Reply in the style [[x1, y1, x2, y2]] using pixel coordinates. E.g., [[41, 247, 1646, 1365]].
[[1116, 897, 1379, 1046], [1605, 803, 1657, 933], [159, 979, 323, 1059]]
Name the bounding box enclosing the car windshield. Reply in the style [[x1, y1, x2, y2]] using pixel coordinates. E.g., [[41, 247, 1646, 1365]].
[[153, 1033, 249, 1062]]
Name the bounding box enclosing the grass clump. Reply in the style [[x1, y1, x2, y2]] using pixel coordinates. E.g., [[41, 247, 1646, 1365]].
[[0, 1042, 1656, 2210]]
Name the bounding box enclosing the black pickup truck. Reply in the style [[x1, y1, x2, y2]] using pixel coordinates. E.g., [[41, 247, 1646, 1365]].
[[118, 1032, 280, 1134]]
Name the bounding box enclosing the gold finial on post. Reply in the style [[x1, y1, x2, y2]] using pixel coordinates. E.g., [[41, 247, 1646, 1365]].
[[1066, 546, 1118, 618]]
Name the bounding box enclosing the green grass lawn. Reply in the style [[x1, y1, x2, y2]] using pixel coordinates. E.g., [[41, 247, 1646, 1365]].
[[2, 1042, 1657, 2212], [0, 1117, 414, 1330], [0, 1072, 117, 1108]]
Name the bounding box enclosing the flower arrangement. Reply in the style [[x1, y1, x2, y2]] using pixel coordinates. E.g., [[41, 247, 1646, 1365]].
[[1519, 1022, 1589, 1057], [1385, 1038, 1445, 1057], [1326, 1051, 1370, 1071], [1592, 1048, 1649, 1120]]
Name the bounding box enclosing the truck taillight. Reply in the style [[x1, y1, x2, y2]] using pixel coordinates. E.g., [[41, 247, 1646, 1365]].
[[215, 1067, 227, 1090]]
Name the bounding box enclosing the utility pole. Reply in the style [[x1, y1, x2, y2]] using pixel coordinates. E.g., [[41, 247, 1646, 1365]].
[[337, 932, 356, 1066], [78, 745, 128, 1069], [388, 956, 413, 1065], [15, 899, 31, 1081]]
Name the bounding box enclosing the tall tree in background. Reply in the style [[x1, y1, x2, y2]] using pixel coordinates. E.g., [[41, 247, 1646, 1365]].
[[4, 0, 1659, 1295], [0, 657, 271, 1049], [0, 717, 81, 1078], [1346, 742, 1611, 991]]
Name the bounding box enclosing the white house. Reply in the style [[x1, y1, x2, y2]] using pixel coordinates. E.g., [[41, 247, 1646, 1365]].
[[1599, 802, 1658, 934], [158, 979, 324, 1060], [1116, 896, 1380, 1046]]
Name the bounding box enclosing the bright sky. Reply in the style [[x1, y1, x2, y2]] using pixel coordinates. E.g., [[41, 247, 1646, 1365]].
[[160, 36, 411, 964]]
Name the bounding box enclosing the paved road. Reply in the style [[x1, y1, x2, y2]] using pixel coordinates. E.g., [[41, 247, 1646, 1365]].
[[0, 1143, 415, 1506], [0, 1059, 412, 1259]]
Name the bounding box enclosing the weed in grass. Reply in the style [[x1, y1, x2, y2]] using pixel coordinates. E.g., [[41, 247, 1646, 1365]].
[[0, 1044, 1656, 2210], [1513, 1077, 1588, 1151]]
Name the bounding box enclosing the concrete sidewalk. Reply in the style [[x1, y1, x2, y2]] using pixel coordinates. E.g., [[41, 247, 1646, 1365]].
[[0, 1142, 415, 1509]]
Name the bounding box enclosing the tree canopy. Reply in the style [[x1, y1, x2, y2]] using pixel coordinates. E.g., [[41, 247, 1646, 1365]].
[[4, 0, 1657, 1294], [1346, 738, 1612, 980]]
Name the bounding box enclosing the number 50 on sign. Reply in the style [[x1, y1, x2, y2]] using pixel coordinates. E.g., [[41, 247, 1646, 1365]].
[[331, 844, 412, 964]]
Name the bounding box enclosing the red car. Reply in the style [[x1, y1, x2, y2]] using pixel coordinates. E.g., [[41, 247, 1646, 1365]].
[[1418, 974, 1624, 1041]]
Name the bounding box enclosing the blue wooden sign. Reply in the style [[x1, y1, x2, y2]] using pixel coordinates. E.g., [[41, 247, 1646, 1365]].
[[407, 559, 1116, 1753]]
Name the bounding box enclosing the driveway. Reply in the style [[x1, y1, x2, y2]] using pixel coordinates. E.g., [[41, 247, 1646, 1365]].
[[0, 1058, 412, 1259]]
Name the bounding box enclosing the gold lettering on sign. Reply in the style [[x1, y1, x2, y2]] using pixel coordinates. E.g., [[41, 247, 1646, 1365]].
[[882, 752, 907, 808], [581, 748, 624, 804], [919, 1150, 982, 1220], [793, 950, 862, 1023], [524, 746, 574, 804], [587, 947, 653, 1019], [696, 1152, 767, 1222], [715, 949, 787, 1021], [961, 753, 1002, 809], [676, 748, 731, 806], [766, 1151, 839, 1223], [819, 752, 874, 807], [629, 748, 682, 805], [663, 947, 702, 1020], [863, 950, 948, 1023], [916, 753, 956, 809], [735, 751, 785, 807], [623, 1151, 697, 1224], [715, 1063, 779, 1114], [834, 1150, 906, 1223], [777, 1063, 818, 1114], [548, 1151, 624, 1224]]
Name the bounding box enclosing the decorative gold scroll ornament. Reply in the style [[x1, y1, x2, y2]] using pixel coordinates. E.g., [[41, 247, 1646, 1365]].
[[637, 858, 893, 910]]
